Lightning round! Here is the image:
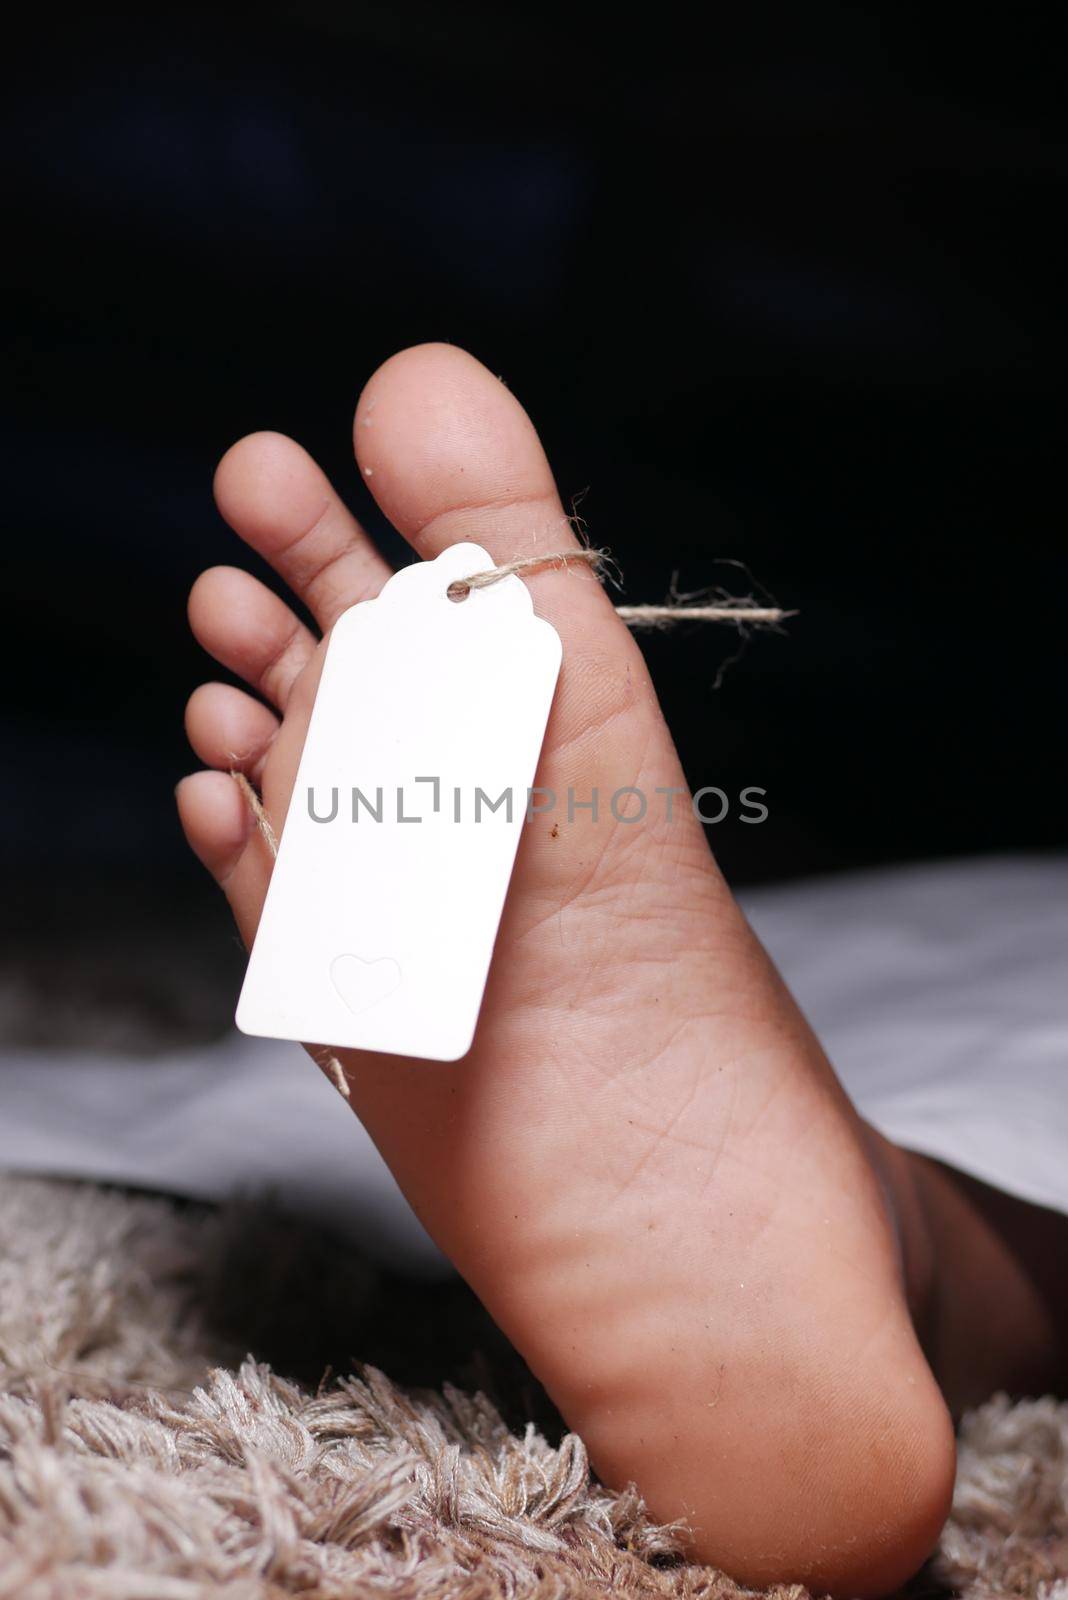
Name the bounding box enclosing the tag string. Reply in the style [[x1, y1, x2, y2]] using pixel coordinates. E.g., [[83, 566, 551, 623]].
[[230, 545, 789, 1095], [447, 547, 791, 627], [231, 769, 351, 1099]]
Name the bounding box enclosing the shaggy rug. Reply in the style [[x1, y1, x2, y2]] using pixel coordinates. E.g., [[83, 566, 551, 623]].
[[0, 1174, 1065, 1600]]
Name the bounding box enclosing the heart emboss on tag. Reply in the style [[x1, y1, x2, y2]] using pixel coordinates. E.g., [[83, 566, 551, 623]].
[[330, 954, 402, 1016]]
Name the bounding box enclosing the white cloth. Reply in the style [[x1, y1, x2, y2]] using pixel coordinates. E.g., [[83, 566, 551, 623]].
[[1, 855, 1064, 1270], [0, 1030, 447, 1269], [742, 855, 1068, 1218]]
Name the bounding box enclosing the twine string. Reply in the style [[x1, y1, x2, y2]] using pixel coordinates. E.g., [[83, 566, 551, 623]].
[[231, 770, 350, 1099], [447, 547, 791, 627]]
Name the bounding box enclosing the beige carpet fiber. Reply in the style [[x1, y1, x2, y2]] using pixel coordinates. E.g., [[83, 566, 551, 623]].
[[0, 1174, 1065, 1600]]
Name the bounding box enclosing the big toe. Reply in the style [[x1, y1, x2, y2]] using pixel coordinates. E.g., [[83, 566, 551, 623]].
[[353, 344, 670, 801]]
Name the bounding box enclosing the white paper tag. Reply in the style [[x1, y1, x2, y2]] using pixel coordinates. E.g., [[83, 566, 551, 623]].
[[236, 543, 562, 1061]]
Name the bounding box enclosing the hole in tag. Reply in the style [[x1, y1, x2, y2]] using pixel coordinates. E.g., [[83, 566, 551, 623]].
[[446, 580, 471, 603]]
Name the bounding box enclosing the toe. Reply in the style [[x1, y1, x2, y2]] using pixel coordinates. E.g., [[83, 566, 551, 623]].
[[354, 345, 606, 608], [215, 431, 392, 630], [353, 344, 653, 775], [185, 682, 279, 782], [188, 566, 316, 711], [354, 344, 564, 556], [176, 770, 252, 886], [176, 771, 273, 945]]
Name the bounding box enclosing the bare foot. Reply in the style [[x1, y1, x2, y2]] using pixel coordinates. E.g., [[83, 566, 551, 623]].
[[178, 343, 955, 1597]]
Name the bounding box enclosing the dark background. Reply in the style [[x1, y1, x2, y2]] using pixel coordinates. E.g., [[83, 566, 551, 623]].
[[6, 6, 1066, 1034]]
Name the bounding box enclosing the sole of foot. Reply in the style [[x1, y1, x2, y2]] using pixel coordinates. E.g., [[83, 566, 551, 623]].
[[179, 343, 955, 1597]]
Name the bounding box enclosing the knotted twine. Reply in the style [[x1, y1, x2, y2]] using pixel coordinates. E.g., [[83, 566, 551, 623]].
[[445, 546, 790, 625], [230, 547, 791, 1096]]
